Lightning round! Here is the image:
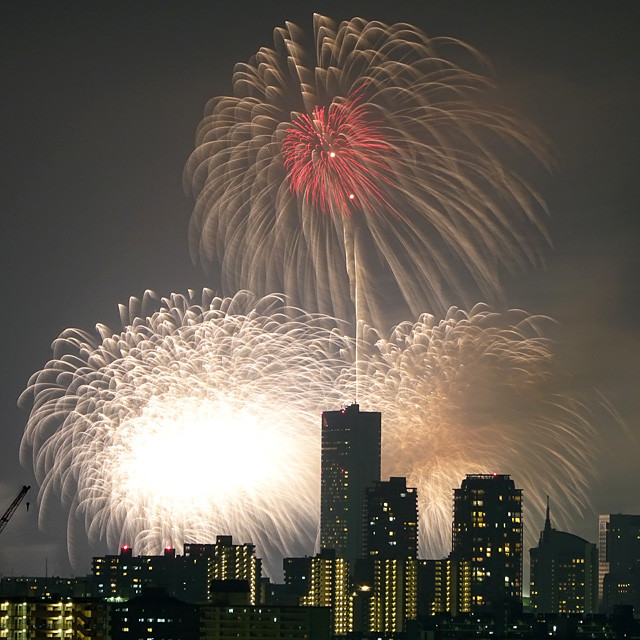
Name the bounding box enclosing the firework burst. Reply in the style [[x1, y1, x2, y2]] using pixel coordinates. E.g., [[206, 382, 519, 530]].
[[19, 290, 355, 575], [21, 291, 600, 568], [282, 89, 394, 215], [185, 15, 550, 327], [358, 305, 599, 558]]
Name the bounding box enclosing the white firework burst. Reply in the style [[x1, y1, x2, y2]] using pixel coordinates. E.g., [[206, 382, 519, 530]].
[[20, 290, 355, 576], [358, 305, 599, 558]]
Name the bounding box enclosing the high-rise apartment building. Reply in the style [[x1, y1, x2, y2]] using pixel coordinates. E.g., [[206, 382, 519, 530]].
[[427, 557, 472, 615], [365, 476, 418, 560], [320, 404, 381, 565], [284, 549, 353, 636], [355, 477, 420, 634], [185, 536, 262, 605], [530, 500, 598, 614], [598, 514, 640, 612], [354, 558, 418, 635], [451, 474, 523, 610]]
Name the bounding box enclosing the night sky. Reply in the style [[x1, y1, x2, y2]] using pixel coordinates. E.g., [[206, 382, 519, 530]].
[[1, 1, 639, 578]]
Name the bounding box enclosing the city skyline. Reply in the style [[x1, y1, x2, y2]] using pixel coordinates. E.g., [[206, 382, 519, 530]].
[[1, 1, 639, 577], [0, 474, 630, 599]]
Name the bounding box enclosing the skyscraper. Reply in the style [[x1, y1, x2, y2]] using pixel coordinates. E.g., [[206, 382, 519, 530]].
[[451, 474, 523, 610], [598, 514, 640, 612], [320, 404, 381, 565], [365, 476, 418, 559], [530, 499, 598, 614], [356, 476, 419, 635]]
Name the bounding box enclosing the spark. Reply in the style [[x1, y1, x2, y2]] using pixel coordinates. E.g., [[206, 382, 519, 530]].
[[282, 92, 394, 216]]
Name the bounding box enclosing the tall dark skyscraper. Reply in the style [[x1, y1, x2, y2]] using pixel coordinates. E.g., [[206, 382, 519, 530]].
[[451, 474, 523, 610], [354, 477, 419, 634], [320, 404, 381, 565]]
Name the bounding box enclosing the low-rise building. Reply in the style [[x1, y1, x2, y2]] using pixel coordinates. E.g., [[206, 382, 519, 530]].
[[0, 597, 109, 639]]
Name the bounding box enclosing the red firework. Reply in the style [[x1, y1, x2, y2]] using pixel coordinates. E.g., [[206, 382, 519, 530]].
[[282, 93, 394, 216]]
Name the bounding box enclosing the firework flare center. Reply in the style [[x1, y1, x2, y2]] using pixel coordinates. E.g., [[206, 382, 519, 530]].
[[116, 396, 294, 506], [282, 92, 393, 216]]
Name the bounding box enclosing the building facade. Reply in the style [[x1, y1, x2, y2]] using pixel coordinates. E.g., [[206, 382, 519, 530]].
[[598, 513, 640, 612], [0, 577, 90, 599], [530, 500, 598, 614], [354, 558, 418, 635], [284, 550, 353, 636], [365, 476, 418, 560], [185, 537, 262, 605], [111, 588, 199, 639], [451, 474, 523, 610], [92, 545, 183, 602], [92, 537, 261, 605], [0, 597, 109, 640], [427, 557, 472, 616], [200, 604, 330, 640]]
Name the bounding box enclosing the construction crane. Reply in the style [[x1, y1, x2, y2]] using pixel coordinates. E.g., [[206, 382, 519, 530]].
[[0, 486, 30, 536]]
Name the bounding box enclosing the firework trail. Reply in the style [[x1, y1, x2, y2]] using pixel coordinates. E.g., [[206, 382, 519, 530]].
[[20, 290, 355, 576], [21, 292, 599, 569], [185, 15, 550, 328]]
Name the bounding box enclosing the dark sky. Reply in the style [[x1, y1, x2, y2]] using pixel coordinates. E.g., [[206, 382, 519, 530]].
[[1, 1, 639, 577]]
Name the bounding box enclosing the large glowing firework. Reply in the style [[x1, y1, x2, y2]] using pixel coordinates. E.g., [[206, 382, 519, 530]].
[[21, 291, 600, 568], [358, 306, 599, 558], [19, 290, 355, 576], [186, 15, 550, 327]]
